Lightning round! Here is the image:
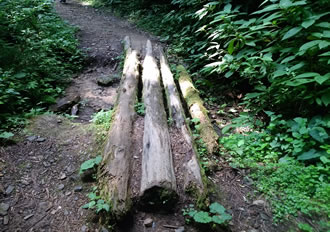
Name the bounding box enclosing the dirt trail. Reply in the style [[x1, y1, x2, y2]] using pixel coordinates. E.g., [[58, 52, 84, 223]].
[[54, 0, 163, 121]]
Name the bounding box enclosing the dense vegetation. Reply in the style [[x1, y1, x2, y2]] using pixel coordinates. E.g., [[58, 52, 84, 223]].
[[0, 0, 83, 137], [89, 0, 330, 228]]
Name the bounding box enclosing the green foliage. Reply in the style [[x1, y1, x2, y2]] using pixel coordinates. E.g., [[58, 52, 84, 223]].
[[79, 156, 102, 174], [220, 113, 330, 221], [82, 187, 110, 213], [0, 0, 83, 132], [135, 102, 145, 116], [183, 202, 232, 227], [91, 109, 114, 130]]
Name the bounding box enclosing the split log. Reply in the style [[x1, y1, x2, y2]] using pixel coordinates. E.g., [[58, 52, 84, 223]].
[[98, 36, 139, 219], [177, 65, 219, 154], [140, 40, 177, 209], [159, 48, 204, 195]]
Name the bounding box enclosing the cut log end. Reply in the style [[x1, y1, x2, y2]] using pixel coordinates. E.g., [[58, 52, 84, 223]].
[[139, 186, 178, 211]]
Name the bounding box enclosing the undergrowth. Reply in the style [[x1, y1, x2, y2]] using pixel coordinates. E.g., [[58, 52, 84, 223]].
[[0, 0, 83, 137]]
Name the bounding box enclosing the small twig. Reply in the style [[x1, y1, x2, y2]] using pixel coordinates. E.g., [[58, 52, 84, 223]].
[[163, 225, 179, 229], [25, 214, 48, 232]]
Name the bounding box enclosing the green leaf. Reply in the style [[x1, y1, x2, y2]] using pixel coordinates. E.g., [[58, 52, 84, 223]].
[[224, 3, 232, 13], [282, 27, 302, 40], [321, 92, 330, 106], [315, 73, 330, 85], [316, 22, 330, 28], [193, 211, 212, 223], [252, 4, 279, 15], [309, 127, 328, 142], [299, 40, 321, 51], [319, 51, 330, 57], [302, 19, 315, 29], [297, 149, 321, 161], [295, 72, 320, 78], [209, 202, 226, 214], [228, 39, 235, 54], [0, 132, 14, 139], [280, 56, 296, 64], [319, 41, 330, 49]]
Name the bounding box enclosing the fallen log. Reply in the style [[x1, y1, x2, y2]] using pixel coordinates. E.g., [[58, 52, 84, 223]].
[[140, 40, 177, 209], [98, 36, 139, 219], [159, 48, 204, 195], [177, 65, 219, 154]]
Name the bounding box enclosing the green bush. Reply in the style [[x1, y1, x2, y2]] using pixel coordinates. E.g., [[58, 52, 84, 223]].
[[0, 0, 83, 132]]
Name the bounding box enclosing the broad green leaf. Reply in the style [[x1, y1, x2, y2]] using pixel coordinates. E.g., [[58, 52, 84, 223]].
[[224, 3, 232, 13], [295, 72, 320, 78], [210, 202, 226, 214], [319, 41, 330, 49], [212, 215, 226, 224], [225, 71, 234, 78], [297, 149, 321, 161], [315, 73, 330, 85], [280, 56, 296, 64], [309, 127, 328, 142], [0, 132, 14, 139], [285, 79, 314, 86], [302, 19, 315, 28], [316, 22, 330, 28], [321, 92, 330, 106], [228, 39, 235, 54], [280, 0, 293, 9], [273, 69, 287, 77], [193, 211, 212, 223], [252, 4, 279, 15], [299, 40, 321, 51], [319, 50, 330, 56]]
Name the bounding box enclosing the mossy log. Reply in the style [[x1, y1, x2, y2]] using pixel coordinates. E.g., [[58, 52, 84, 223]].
[[98, 36, 139, 219], [177, 65, 219, 154], [139, 41, 177, 209], [159, 48, 204, 195]]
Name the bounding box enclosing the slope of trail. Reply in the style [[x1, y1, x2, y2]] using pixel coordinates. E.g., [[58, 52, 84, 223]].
[[54, 0, 163, 121]]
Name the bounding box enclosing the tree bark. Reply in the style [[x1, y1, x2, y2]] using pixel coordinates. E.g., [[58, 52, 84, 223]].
[[159, 48, 204, 195], [139, 40, 177, 210], [177, 65, 219, 154], [98, 36, 139, 219]]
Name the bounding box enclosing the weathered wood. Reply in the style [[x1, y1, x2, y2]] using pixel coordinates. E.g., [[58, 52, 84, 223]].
[[140, 40, 177, 209], [159, 48, 204, 195], [98, 36, 139, 219], [177, 65, 219, 154]]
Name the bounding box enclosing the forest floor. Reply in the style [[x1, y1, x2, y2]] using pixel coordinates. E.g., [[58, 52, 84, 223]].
[[1, 1, 283, 231]]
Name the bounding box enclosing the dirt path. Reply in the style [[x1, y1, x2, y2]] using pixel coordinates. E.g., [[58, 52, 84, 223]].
[[54, 0, 163, 122]]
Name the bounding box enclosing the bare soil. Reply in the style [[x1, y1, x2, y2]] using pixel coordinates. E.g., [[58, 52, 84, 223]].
[[1, 0, 285, 231]]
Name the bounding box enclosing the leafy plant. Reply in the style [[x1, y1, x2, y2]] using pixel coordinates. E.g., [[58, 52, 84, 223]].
[[79, 156, 102, 174], [82, 187, 110, 213], [90, 109, 113, 129], [183, 202, 232, 227], [135, 102, 145, 116]]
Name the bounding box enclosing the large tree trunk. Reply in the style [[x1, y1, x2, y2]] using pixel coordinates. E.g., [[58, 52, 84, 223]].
[[98, 36, 139, 219], [177, 65, 219, 154], [159, 48, 204, 196], [139, 40, 177, 210]]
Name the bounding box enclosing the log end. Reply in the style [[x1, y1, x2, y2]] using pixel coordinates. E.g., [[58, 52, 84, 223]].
[[139, 186, 178, 211]]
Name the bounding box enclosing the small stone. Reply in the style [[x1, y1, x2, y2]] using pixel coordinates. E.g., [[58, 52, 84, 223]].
[[74, 197, 79, 201], [74, 186, 83, 192], [57, 119, 62, 123], [133, 156, 138, 159], [65, 191, 72, 196], [27, 136, 37, 142], [81, 225, 88, 232], [57, 184, 65, 191], [175, 227, 185, 232], [26, 163, 32, 169], [71, 104, 79, 116], [248, 229, 258, 232], [143, 218, 153, 227], [59, 173, 67, 180], [43, 162, 51, 167], [3, 215, 9, 225], [36, 137, 46, 142], [0, 203, 10, 216], [5, 185, 14, 195], [64, 210, 69, 216], [24, 214, 34, 220], [252, 200, 266, 207], [97, 75, 120, 86]]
